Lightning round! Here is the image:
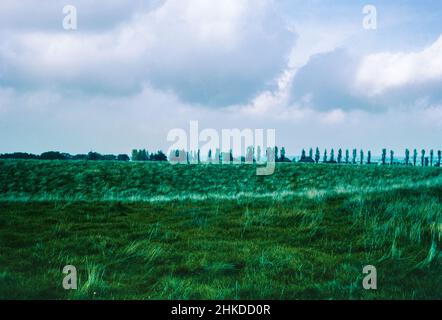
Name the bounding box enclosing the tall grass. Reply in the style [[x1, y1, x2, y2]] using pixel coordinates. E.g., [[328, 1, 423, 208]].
[[0, 160, 440, 299]]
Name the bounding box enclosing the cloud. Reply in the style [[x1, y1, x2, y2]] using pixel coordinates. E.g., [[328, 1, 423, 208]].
[[287, 34, 442, 112], [356, 35, 442, 95], [289, 48, 373, 111], [0, 0, 294, 107]]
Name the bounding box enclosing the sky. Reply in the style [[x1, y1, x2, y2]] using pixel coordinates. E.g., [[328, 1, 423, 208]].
[[0, 0, 441, 157]]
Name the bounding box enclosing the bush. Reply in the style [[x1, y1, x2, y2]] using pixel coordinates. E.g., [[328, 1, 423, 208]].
[[87, 152, 103, 161], [117, 154, 130, 161], [102, 154, 117, 161], [150, 151, 168, 162], [40, 151, 68, 160]]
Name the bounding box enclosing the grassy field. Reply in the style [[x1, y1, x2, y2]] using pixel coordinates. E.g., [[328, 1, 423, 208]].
[[0, 159, 441, 299]]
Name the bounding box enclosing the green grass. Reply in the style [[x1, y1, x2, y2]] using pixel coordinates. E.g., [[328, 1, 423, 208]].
[[0, 160, 441, 299]]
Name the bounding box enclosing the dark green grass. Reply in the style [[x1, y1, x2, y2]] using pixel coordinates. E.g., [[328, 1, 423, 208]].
[[1, 159, 441, 201], [0, 160, 441, 299]]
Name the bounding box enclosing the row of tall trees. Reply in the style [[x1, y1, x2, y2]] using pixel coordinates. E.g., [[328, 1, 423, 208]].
[[403, 149, 441, 167], [299, 148, 372, 164], [169, 147, 441, 167], [297, 148, 441, 167]]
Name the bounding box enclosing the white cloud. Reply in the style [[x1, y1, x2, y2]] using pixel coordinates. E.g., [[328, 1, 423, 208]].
[[356, 35, 442, 95], [0, 0, 293, 106]]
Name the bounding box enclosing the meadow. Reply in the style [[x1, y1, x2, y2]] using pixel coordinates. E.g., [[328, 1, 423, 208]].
[[0, 159, 441, 299]]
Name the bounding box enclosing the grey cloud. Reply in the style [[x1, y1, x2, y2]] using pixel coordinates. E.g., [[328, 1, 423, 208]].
[[290, 48, 442, 112], [291, 49, 373, 111], [0, 0, 294, 107], [147, 23, 294, 107]]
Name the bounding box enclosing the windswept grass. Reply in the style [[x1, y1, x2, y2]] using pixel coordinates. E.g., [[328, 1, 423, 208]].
[[0, 160, 440, 299], [1, 160, 441, 202]]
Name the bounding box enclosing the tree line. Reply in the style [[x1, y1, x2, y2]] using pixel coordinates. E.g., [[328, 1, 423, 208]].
[[1, 147, 441, 167], [0, 150, 166, 162], [170, 147, 442, 167], [294, 147, 441, 167]]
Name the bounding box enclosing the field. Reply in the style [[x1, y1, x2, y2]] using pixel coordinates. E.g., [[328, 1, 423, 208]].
[[0, 159, 441, 299]]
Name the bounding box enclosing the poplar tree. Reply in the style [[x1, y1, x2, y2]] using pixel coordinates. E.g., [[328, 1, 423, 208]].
[[280, 147, 287, 162], [131, 149, 138, 161], [330, 149, 335, 162], [337, 149, 342, 164], [139, 149, 148, 161], [301, 149, 306, 160], [315, 147, 320, 163]]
